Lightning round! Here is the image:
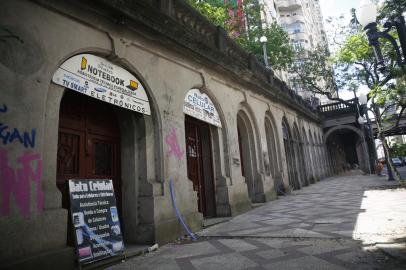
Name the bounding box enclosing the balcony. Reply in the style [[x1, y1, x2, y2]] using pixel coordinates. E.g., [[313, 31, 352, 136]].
[[290, 31, 308, 40], [279, 14, 305, 24], [318, 99, 357, 118], [276, 0, 302, 11]]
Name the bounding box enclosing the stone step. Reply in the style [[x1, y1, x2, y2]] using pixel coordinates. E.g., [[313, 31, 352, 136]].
[[124, 244, 150, 258], [202, 217, 232, 228], [251, 203, 265, 209]]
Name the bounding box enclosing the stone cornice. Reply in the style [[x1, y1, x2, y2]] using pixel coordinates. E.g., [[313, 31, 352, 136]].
[[33, 0, 321, 123]]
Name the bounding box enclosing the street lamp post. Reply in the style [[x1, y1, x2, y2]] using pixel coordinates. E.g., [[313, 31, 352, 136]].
[[356, 0, 401, 181], [358, 93, 395, 180], [358, 94, 378, 174], [357, 96, 372, 175], [356, 0, 406, 71], [260, 35, 269, 67]]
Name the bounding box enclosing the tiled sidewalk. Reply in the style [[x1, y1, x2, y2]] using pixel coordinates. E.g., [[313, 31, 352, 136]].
[[110, 175, 406, 270]]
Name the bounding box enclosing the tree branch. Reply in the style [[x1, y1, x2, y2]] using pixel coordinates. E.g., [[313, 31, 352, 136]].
[[394, 106, 405, 128]]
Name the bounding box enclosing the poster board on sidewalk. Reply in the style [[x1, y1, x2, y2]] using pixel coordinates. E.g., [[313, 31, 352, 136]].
[[68, 179, 125, 265]]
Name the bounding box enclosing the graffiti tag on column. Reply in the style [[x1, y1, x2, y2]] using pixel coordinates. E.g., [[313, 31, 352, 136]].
[[165, 128, 184, 160], [0, 103, 36, 148], [0, 149, 43, 218]]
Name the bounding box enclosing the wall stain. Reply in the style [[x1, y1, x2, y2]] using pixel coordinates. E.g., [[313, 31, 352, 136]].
[[0, 25, 44, 74]]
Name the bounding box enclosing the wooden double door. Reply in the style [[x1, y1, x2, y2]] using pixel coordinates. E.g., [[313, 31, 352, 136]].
[[185, 116, 216, 217], [57, 91, 121, 210]]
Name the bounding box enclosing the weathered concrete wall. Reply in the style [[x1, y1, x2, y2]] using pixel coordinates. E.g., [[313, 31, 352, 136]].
[[0, 0, 332, 268]]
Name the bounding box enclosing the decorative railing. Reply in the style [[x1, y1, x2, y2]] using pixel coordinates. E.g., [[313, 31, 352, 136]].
[[318, 98, 358, 118], [318, 98, 357, 112]]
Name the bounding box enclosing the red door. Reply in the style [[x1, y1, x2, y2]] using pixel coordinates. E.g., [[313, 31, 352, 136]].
[[185, 116, 216, 217], [57, 91, 121, 210]]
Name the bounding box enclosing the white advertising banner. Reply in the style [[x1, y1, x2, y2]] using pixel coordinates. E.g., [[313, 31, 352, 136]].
[[183, 89, 222, 127], [52, 54, 150, 115]]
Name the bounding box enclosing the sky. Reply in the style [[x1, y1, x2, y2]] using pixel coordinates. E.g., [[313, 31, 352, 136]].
[[319, 0, 357, 21], [318, 0, 371, 100]]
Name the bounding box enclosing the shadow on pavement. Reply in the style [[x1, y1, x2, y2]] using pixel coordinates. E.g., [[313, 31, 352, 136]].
[[110, 175, 406, 270]]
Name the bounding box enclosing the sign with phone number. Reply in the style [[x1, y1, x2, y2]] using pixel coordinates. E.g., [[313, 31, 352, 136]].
[[52, 54, 151, 115], [68, 179, 124, 265]]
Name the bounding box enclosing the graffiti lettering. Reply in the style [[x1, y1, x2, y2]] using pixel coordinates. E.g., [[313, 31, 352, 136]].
[[0, 104, 36, 148], [165, 128, 184, 160], [0, 149, 43, 218], [0, 123, 36, 148]]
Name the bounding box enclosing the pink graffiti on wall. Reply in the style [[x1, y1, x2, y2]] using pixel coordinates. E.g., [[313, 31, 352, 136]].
[[165, 128, 184, 161], [0, 149, 43, 218]]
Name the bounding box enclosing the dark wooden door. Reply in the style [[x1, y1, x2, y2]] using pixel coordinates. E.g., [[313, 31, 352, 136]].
[[57, 91, 121, 210], [237, 126, 245, 177], [185, 116, 216, 217]]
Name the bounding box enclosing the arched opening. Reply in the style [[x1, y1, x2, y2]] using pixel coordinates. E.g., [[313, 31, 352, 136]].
[[184, 115, 216, 217], [57, 91, 120, 197], [313, 131, 321, 179], [302, 127, 313, 184], [264, 115, 280, 179], [293, 123, 306, 187], [308, 130, 317, 182], [52, 53, 159, 251], [183, 88, 230, 217], [325, 125, 370, 173], [282, 119, 300, 190], [318, 133, 326, 177], [237, 111, 263, 202], [57, 90, 122, 245], [323, 134, 330, 176]]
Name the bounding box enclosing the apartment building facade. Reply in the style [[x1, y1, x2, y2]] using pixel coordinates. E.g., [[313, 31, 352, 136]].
[[272, 0, 328, 101]]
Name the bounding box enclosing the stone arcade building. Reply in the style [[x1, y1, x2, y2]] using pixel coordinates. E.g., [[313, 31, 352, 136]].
[[0, 0, 332, 269]]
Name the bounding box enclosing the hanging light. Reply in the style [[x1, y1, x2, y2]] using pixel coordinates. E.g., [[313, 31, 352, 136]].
[[260, 35, 269, 67], [358, 93, 368, 105], [356, 0, 377, 28], [356, 0, 406, 71], [259, 36, 268, 43]]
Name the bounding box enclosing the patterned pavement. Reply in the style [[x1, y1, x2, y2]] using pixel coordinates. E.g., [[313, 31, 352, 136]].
[[110, 174, 406, 270]]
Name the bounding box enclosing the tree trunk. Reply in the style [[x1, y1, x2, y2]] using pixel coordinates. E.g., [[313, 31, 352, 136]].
[[373, 104, 401, 183], [379, 133, 401, 182]]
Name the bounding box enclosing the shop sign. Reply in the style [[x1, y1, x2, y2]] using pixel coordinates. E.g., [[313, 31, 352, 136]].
[[183, 89, 222, 127], [68, 179, 124, 265], [52, 54, 150, 115]]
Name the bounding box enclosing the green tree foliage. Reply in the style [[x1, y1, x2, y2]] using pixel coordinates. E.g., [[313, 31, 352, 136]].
[[239, 21, 294, 70], [291, 0, 406, 183], [336, 26, 405, 111], [186, 0, 294, 70], [336, 28, 406, 183], [379, 0, 406, 20], [186, 0, 228, 27], [289, 46, 340, 101], [389, 142, 406, 157]]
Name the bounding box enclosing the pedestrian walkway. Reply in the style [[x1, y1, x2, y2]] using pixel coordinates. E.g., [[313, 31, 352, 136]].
[[109, 174, 406, 270]]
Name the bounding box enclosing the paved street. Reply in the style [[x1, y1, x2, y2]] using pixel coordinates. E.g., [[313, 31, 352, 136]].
[[383, 165, 406, 180], [110, 174, 406, 270]]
